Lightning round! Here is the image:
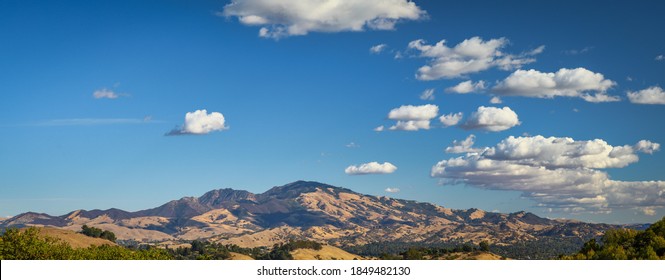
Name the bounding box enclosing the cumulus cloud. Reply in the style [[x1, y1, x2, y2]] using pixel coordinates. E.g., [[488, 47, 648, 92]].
[[461, 106, 520, 132], [581, 93, 621, 103], [634, 140, 660, 154], [439, 112, 463, 127], [492, 68, 619, 102], [408, 37, 541, 80], [382, 104, 439, 131], [656, 55, 664, 61], [419, 88, 435, 100], [389, 120, 431, 131], [370, 44, 388, 54], [489, 96, 502, 104], [388, 104, 439, 120], [374, 125, 385, 132], [431, 135, 665, 213], [445, 134, 481, 154], [345, 161, 397, 175], [93, 88, 120, 99], [627, 86, 665, 105], [222, 0, 425, 39], [385, 187, 401, 193], [166, 109, 228, 136], [445, 80, 486, 94]]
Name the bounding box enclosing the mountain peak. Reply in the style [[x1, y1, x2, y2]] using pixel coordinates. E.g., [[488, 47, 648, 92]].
[[0, 181, 619, 250], [259, 181, 356, 200], [199, 188, 257, 207]]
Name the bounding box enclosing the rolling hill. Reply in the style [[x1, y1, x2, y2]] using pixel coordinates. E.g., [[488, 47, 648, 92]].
[[1, 181, 620, 249]]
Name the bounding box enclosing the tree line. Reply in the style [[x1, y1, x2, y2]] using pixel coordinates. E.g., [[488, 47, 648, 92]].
[[561, 216, 665, 260], [80, 225, 117, 242], [168, 239, 323, 260], [346, 241, 492, 260], [0, 226, 326, 260], [0, 227, 170, 260]]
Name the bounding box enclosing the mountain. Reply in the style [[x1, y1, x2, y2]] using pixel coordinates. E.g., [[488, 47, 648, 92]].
[[1, 181, 620, 247]]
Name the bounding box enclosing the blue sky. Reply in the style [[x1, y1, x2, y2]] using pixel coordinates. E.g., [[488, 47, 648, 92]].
[[1, 0, 664, 224]]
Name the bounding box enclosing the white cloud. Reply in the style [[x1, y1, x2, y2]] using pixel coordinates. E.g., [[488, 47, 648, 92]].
[[374, 125, 385, 132], [445, 134, 481, 154], [639, 207, 660, 216], [482, 136, 658, 169], [93, 88, 120, 99], [581, 93, 621, 103], [345, 161, 397, 175], [419, 88, 435, 100], [461, 106, 520, 132], [431, 135, 665, 213], [382, 104, 439, 131], [166, 109, 228, 136], [527, 45, 546, 55], [627, 86, 665, 105], [388, 104, 439, 120], [492, 68, 618, 102], [222, 0, 425, 39], [445, 80, 486, 94], [389, 120, 431, 131], [439, 112, 463, 127], [385, 187, 401, 193], [370, 44, 388, 54], [656, 55, 664, 61], [408, 37, 540, 80], [634, 140, 660, 154], [489, 96, 502, 104]]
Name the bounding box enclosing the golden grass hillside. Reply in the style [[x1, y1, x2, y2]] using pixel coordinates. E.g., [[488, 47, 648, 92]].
[[228, 252, 254, 260], [433, 251, 506, 260], [291, 245, 363, 260], [24, 227, 117, 249]]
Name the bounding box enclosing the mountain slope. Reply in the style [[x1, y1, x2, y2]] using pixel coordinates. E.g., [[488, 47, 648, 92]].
[[1, 181, 620, 247]]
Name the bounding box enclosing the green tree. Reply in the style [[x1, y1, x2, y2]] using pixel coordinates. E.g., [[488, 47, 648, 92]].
[[479, 241, 490, 252], [562, 216, 665, 260]]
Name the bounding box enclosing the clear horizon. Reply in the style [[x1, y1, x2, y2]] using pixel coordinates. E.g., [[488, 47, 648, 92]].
[[1, 0, 664, 224]]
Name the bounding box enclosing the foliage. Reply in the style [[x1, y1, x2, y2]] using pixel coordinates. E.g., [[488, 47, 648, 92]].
[[256, 240, 323, 260], [168, 240, 232, 260], [490, 237, 586, 260], [0, 227, 171, 260], [346, 241, 491, 260], [479, 241, 490, 252], [561, 216, 665, 260], [167, 239, 323, 260], [80, 225, 117, 242]]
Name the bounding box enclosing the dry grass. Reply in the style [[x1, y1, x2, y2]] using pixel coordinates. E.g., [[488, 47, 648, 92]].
[[228, 252, 254, 260], [26, 227, 117, 249], [291, 245, 363, 260], [434, 251, 507, 260]]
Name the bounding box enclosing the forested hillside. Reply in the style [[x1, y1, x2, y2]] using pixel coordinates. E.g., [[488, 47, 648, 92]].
[[562, 216, 665, 260]]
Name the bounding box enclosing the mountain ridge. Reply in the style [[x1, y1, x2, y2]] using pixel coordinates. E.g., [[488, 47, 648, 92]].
[[1, 180, 622, 247]]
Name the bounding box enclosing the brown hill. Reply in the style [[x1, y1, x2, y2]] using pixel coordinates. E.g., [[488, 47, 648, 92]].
[[291, 245, 363, 260], [26, 227, 116, 249], [1, 181, 619, 248], [433, 251, 506, 260], [228, 252, 254, 260]]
